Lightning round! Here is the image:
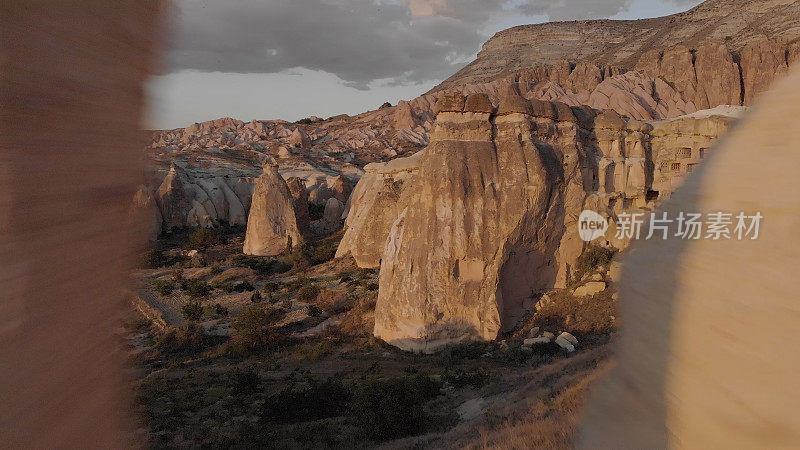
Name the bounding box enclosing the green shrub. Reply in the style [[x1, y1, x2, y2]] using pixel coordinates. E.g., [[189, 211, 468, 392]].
[[287, 277, 314, 290], [152, 279, 175, 296], [227, 306, 283, 354], [310, 242, 337, 265], [157, 322, 207, 354], [307, 305, 321, 317], [442, 368, 491, 389], [233, 281, 255, 293], [350, 375, 442, 440], [280, 247, 311, 271], [188, 227, 217, 250], [213, 303, 229, 317], [171, 268, 184, 283], [296, 284, 320, 302], [181, 278, 210, 298], [336, 271, 352, 283], [573, 245, 615, 282], [141, 249, 164, 269], [262, 282, 279, 294], [181, 301, 204, 321], [261, 378, 351, 423]]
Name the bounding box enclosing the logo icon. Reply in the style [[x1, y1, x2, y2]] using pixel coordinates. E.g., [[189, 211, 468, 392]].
[[578, 210, 608, 242]]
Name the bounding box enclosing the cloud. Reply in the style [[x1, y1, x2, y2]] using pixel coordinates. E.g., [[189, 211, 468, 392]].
[[164, 0, 644, 86]]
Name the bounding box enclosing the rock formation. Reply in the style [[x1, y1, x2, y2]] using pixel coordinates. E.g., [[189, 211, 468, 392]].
[[131, 185, 162, 241], [285, 177, 310, 232], [148, 163, 254, 234], [242, 158, 302, 256], [579, 63, 800, 450], [288, 127, 312, 149], [336, 150, 423, 267], [368, 92, 742, 352]]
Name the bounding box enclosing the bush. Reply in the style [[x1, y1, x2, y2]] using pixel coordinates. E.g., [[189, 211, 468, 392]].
[[181, 301, 204, 321], [307, 305, 321, 317], [189, 227, 217, 250], [233, 369, 261, 395], [213, 303, 229, 317], [296, 284, 320, 302], [350, 375, 442, 440], [573, 245, 615, 282], [442, 368, 491, 390], [287, 277, 314, 290], [308, 202, 325, 221], [233, 281, 255, 293], [262, 282, 279, 294], [157, 322, 207, 354], [171, 268, 184, 283], [141, 249, 164, 269], [294, 339, 335, 360], [261, 378, 351, 423], [280, 248, 311, 271], [152, 279, 175, 296], [181, 279, 210, 298], [227, 306, 283, 354], [310, 242, 337, 265], [336, 271, 353, 283], [251, 291, 263, 303]]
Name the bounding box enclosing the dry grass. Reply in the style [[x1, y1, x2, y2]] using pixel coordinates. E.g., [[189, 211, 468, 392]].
[[473, 347, 612, 449]]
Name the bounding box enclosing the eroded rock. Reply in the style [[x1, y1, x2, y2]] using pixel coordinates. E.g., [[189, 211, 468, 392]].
[[242, 158, 302, 256]]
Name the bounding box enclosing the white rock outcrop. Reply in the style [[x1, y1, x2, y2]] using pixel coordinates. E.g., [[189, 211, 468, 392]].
[[242, 159, 302, 256]]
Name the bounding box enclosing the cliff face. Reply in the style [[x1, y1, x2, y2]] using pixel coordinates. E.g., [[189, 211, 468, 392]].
[[367, 93, 741, 352], [434, 0, 800, 92]]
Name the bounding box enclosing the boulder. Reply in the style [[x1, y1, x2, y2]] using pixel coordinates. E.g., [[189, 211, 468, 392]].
[[573, 281, 607, 297], [558, 331, 578, 345], [523, 337, 551, 346], [555, 336, 575, 352], [242, 158, 302, 256]]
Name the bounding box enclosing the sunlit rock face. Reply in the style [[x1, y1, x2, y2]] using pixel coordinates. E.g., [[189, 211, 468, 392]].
[[335, 151, 423, 268], [242, 159, 302, 257], [370, 92, 741, 352]]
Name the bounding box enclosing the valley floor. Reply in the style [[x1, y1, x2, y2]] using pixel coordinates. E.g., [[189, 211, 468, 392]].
[[125, 227, 618, 449]]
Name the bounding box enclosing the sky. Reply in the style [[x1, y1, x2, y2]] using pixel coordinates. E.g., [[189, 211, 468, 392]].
[[145, 0, 702, 129]]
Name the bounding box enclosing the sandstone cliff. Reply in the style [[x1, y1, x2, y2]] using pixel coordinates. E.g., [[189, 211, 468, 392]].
[[435, 0, 800, 92], [369, 93, 742, 352]]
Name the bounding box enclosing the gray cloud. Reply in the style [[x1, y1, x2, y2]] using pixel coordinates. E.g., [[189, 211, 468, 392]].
[[164, 0, 650, 86]]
